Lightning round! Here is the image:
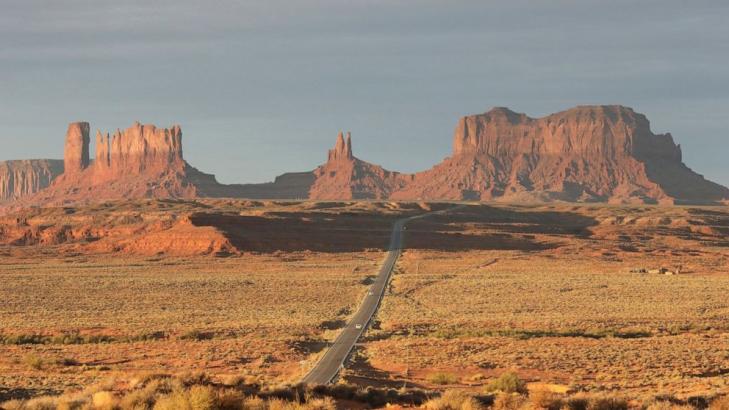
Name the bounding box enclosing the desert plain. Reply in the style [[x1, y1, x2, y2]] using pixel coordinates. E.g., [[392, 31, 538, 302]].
[[1, 200, 728, 408]]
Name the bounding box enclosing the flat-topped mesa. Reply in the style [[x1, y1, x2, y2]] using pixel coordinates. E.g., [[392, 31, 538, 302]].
[[327, 131, 353, 162], [64, 122, 90, 174], [391, 104, 728, 204], [452, 105, 682, 161]]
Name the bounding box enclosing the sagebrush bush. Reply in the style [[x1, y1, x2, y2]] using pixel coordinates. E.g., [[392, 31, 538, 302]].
[[529, 388, 562, 410], [645, 401, 694, 410], [492, 392, 527, 410], [92, 391, 118, 410], [23, 354, 45, 370], [0, 373, 434, 410], [188, 385, 218, 410], [242, 396, 267, 410], [428, 372, 458, 385], [587, 396, 628, 410], [153, 390, 191, 410], [485, 372, 527, 394], [563, 396, 590, 410]]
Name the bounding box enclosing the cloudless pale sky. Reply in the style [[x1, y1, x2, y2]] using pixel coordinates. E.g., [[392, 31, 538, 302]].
[[1, 0, 728, 186]]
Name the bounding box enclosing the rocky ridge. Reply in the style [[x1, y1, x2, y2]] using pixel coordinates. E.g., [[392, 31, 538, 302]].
[[0, 159, 64, 202], [2, 105, 727, 208]]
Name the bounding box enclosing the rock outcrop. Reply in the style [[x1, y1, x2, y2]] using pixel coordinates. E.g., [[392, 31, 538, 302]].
[[230, 131, 405, 200], [63, 122, 90, 175], [0, 160, 64, 202], [2, 105, 727, 208], [390, 105, 729, 204], [235, 106, 727, 204], [308, 132, 406, 199], [16, 122, 227, 207]]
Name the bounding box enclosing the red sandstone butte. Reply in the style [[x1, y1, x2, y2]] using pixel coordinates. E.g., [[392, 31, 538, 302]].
[[389, 105, 729, 204], [18, 122, 224, 207], [3, 105, 728, 208]]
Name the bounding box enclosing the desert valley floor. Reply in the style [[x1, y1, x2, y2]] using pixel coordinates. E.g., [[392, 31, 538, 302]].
[[1, 200, 728, 406]]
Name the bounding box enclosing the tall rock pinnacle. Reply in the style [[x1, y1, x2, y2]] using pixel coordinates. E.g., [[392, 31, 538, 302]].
[[95, 130, 110, 170], [328, 131, 354, 162], [64, 122, 90, 174]]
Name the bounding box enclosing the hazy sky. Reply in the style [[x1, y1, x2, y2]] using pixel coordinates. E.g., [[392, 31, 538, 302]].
[[1, 0, 728, 186]]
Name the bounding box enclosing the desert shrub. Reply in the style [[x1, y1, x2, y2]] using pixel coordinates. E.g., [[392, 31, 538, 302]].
[[485, 372, 527, 394], [268, 397, 335, 410], [563, 396, 590, 410], [424, 390, 485, 410], [710, 396, 729, 410], [177, 372, 214, 387], [323, 383, 357, 400], [14, 396, 58, 410], [23, 354, 45, 370], [529, 388, 562, 410], [180, 330, 215, 341], [118, 383, 159, 410], [58, 357, 80, 366], [587, 396, 628, 410], [188, 385, 219, 410], [260, 383, 301, 402], [357, 386, 389, 407], [153, 386, 219, 410], [153, 390, 191, 410], [307, 397, 336, 410], [1, 374, 437, 410], [56, 398, 87, 410], [492, 392, 527, 410], [242, 396, 267, 410], [217, 389, 245, 410], [1, 334, 49, 345], [429, 372, 458, 385], [645, 401, 693, 410], [92, 391, 118, 410]]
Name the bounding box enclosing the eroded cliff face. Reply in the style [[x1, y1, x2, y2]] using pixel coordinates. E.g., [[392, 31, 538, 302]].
[[18, 122, 222, 207], [0, 160, 64, 201], [83, 122, 184, 180], [390, 105, 729, 204], [3, 105, 727, 208]]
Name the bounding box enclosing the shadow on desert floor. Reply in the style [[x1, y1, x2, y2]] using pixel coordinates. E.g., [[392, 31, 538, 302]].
[[190, 205, 598, 253]]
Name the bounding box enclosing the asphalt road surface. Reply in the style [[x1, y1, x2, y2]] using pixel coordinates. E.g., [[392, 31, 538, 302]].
[[301, 207, 461, 385]]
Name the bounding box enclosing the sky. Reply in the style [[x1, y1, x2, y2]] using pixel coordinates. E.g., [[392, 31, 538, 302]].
[[1, 0, 728, 186]]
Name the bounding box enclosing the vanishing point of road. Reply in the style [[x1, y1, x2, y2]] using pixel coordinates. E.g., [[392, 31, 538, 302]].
[[301, 206, 462, 385]]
